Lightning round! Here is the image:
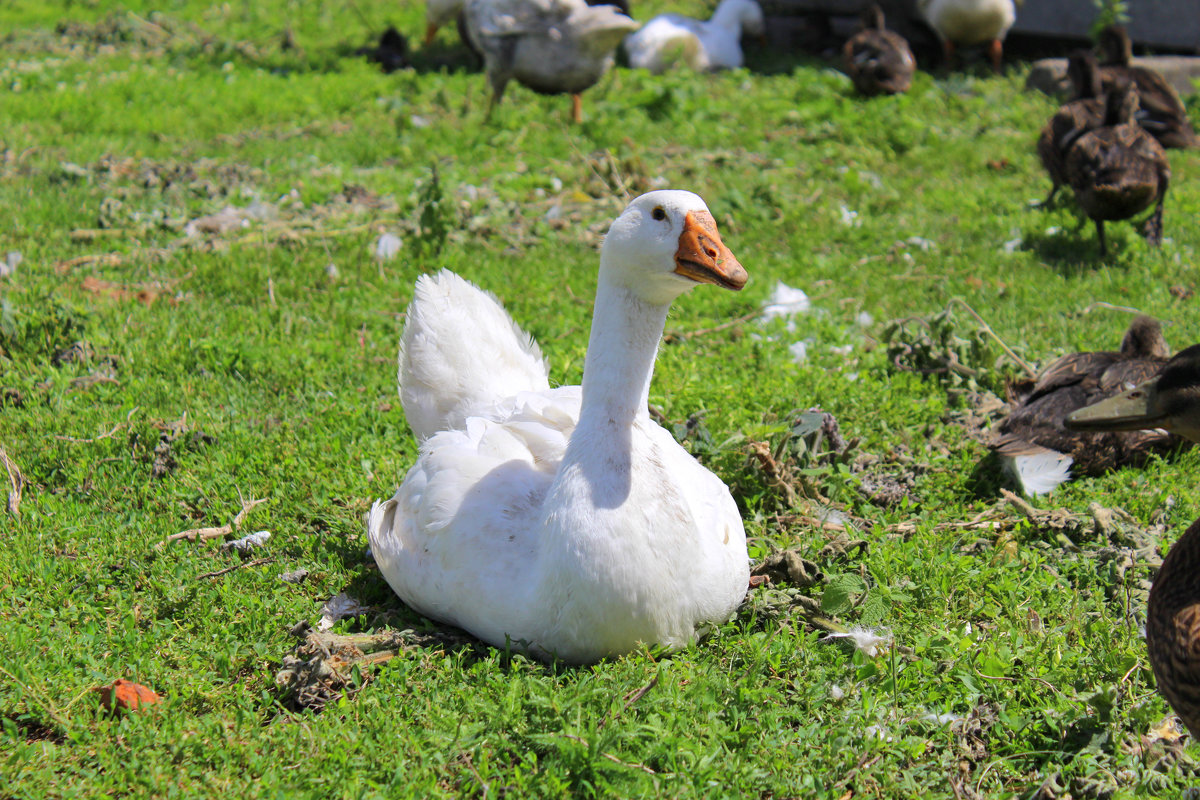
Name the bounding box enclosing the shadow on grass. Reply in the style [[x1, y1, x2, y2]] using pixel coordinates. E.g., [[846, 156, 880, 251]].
[[1020, 226, 1111, 278], [0, 712, 67, 745], [964, 451, 1019, 501]]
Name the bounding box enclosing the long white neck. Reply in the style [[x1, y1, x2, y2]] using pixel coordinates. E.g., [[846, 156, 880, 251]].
[[711, 0, 748, 32], [577, 278, 671, 431]]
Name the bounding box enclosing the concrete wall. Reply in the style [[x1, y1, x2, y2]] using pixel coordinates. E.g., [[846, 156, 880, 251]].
[[1011, 0, 1199, 52], [763, 0, 1200, 52]]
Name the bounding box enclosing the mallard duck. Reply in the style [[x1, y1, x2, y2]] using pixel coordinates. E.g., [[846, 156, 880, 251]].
[[1036, 50, 1105, 207], [916, 0, 1017, 72], [1097, 25, 1198, 150], [1065, 78, 1170, 257], [989, 315, 1179, 495], [368, 190, 751, 664], [623, 0, 764, 74], [464, 0, 638, 123], [1065, 345, 1200, 738], [842, 4, 916, 96]]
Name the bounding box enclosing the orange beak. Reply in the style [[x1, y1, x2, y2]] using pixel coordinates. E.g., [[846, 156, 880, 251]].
[[673, 210, 748, 291]]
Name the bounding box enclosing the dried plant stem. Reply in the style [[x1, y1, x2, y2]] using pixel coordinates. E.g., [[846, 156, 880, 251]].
[[197, 558, 276, 580], [1079, 300, 1142, 316], [749, 441, 798, 507], [598, 675, 658, 730], [670, 308, 763, 341], [560, 734, 662, 775], [948, 298, 1036, 378], [161, 495, 267, 548], [1, 444, 23, 517], [54, 406, 140, 443]]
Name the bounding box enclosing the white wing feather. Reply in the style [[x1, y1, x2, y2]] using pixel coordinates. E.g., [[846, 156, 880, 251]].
[[399, 269, 550, 442]]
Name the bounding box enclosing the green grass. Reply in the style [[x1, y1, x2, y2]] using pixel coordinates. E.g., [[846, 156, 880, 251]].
[[3, 1, 1200, 797]]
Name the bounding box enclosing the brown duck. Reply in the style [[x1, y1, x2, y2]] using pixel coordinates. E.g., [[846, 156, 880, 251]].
[[1066, 344, 1200, 738], [1065, 78, 1170, 256], [990, 315, 1182, 495], [843, 4, 916, 96], [1097, 25, 1198, 150], [1036, 50, 1105, 206]]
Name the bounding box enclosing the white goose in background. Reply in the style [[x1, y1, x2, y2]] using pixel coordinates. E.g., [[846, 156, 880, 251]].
[[464, 0, 638, 123], [624, 0, 764, 74], [424, 0, 465, 45], [369, 190, 751, 664], [917, 0, 1018, 72]]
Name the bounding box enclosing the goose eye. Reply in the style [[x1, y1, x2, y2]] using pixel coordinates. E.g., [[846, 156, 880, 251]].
[[651, 206, 667, 221]]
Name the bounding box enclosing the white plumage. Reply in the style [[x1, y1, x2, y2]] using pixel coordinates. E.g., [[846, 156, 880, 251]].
[[369, 190, 752, 664], [1001, 449, 1074, 496], [917, 0, 1017, 70], [623, 0, 763, 74], [424, 0, 465, 45], [398, 270, 550, 442]]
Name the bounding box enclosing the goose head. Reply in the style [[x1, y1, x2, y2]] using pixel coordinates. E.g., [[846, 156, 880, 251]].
[[1066, 344, 1200, 444], [600, 190, 748, 306]]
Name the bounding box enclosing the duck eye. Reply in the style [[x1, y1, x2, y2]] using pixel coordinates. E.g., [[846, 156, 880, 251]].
[[651, 206, 667, 221]]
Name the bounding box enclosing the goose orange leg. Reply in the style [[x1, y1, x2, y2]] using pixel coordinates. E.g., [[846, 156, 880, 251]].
[[571, 93, 583, 124], [988, 39, 1003, 73], [941, 39, 955, 70]]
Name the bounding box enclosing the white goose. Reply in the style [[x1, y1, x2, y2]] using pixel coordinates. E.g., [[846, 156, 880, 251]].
[[623, 0, 764, 74], [917, 0, 1017, 72], [465, 0, 638, 123], [424, 0, 465, 45], [369, 190, 751, 664]]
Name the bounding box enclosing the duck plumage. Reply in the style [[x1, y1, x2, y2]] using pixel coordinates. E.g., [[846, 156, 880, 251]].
[[623, 0, 764, 74], [1097, 25, 1198, 150], [1036, 50, 1105, 207], [1065, 77, 1170, 256], [465, 0, 638, 123], [842, 4, 915, 96], [990, 315, 1181, 495], [369, 190, 751, 663], [1066, 345, 1200, 738]]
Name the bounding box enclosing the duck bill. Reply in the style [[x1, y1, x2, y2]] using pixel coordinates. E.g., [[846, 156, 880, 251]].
[[1064, 378, 1166, 432], [673, 210, 748, 291]]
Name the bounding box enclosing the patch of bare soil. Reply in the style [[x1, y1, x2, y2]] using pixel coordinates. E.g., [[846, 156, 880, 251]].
[[5, 12, 265, 62], [127, 415, 216, 480]]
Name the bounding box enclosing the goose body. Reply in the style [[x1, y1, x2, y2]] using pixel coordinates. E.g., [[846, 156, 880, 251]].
[[842, 4, 915, 96], [623, 0, 763, 74], [465, 0, 638, 122], [369, 190, 751, 663], [1066, 346, 1200, 738], [917, 0, 1016, 71], [990, 315, 1178, 495], [1065, 78, 1170, 256]]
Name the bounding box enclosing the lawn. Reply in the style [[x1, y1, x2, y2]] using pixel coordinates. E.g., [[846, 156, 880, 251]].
[[3, 1, 1200, 797]]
